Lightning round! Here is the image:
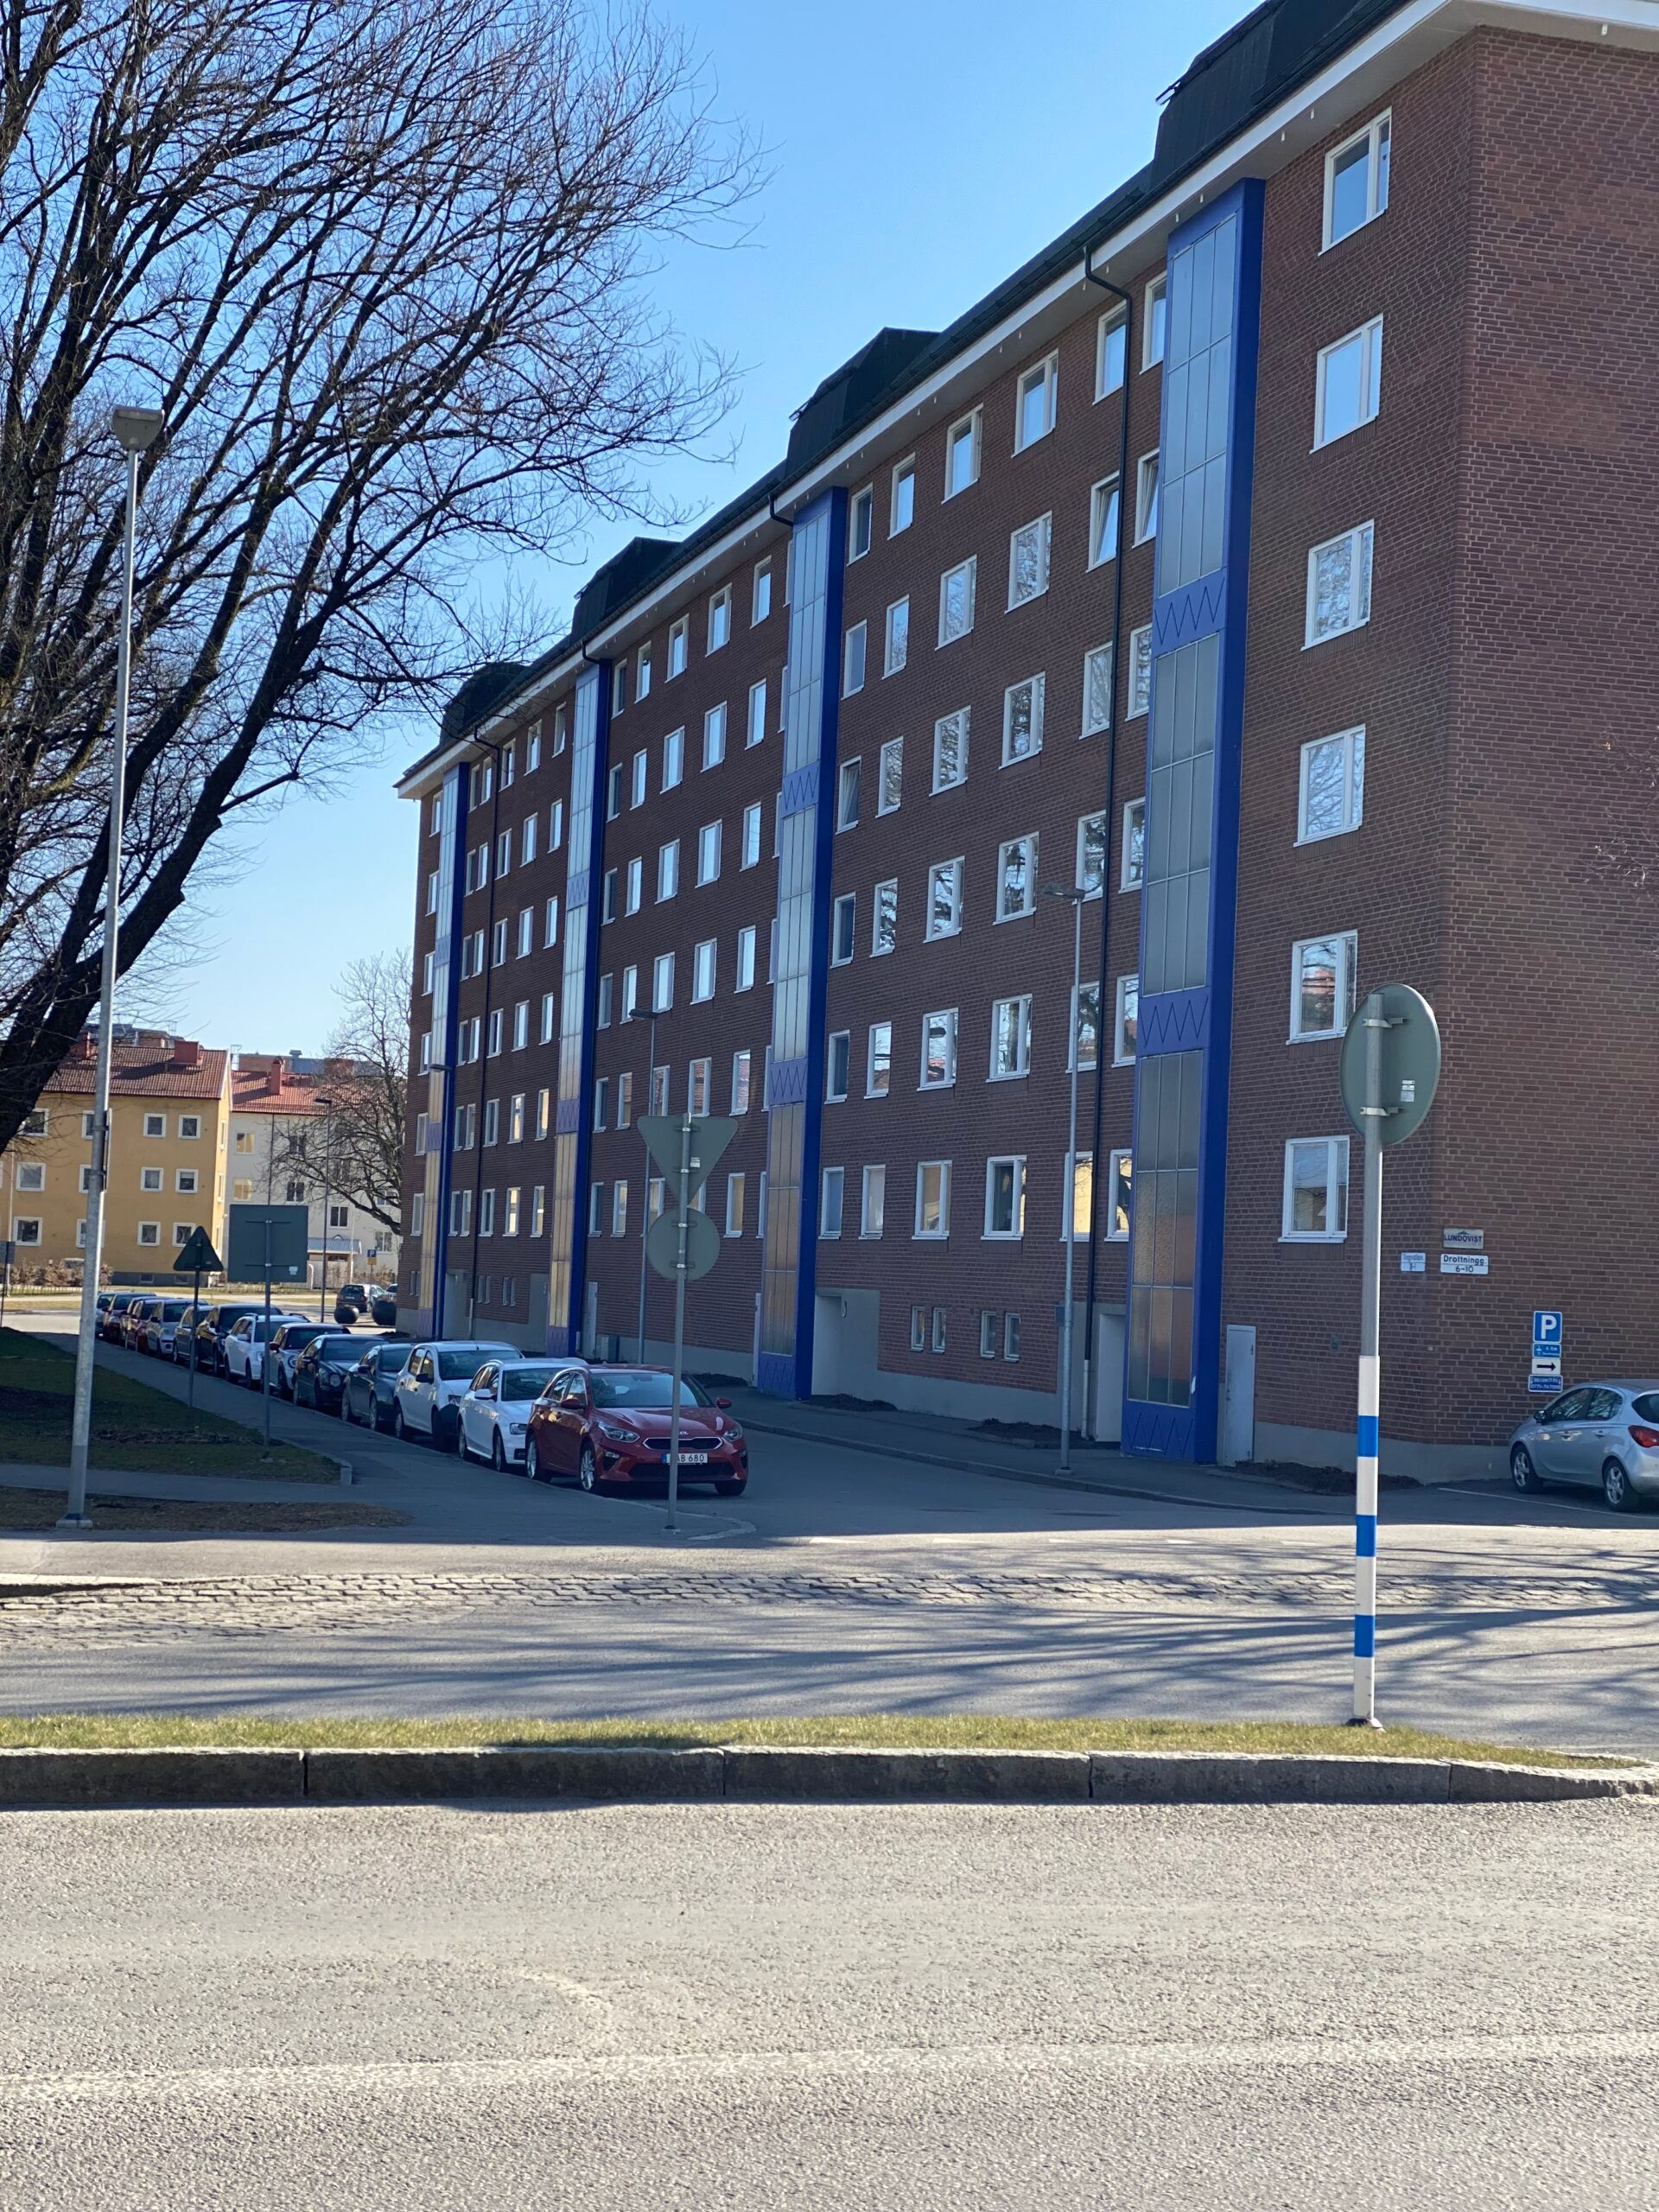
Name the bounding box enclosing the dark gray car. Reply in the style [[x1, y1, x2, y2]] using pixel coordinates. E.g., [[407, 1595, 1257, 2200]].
[[341, 1341, 412, 1431], [1510, 1382, 1659, 1512]]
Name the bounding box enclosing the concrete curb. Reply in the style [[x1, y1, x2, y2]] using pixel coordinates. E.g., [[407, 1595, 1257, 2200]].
[[0, 1744, 1654, 1810]]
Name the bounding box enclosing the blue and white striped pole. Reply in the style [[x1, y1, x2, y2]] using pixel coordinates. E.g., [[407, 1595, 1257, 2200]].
[[1353, 991, 1386, 1726]]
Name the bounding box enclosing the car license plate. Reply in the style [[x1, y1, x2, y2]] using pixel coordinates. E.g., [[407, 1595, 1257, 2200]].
[[677, 1452, 709, 1465]]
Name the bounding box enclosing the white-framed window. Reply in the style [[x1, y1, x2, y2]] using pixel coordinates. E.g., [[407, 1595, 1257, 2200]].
[[1063, 1151, 1096, 1244], [539, 990, 556, 1045], [938, 556, 976, 645], [931, 708, 969, 792], [550, 798, 564, 849], [747, 678, 767, 747], [1002, 1312, 1020, 1363], [1282, 1135, 1351, 1241], [535, 1087, 551, 1141], [1315, 316, 1384, 448], [601, 870, 618, 926], [517, 906, 534, 957], [1299, 726, 1366, 843], [647, 1173, 665, 1224], [925, 858, 963, 939], [836, 756, 861, 831], [603, 1182, 623, 1239], [842, 620, 868, 696], [989, 995, 1033, 1079], [624, 856, 642, 916], [15, 1161, 44, 1192], [734, 801, 759, 869], [1089, 476, 1121, 569], [520, 814, 537, 866], [615, 1071, 632, 1128], [667, 614, 689, 679], [1014, 353, 1058, 449], [593, 1077, 610, 1133], [979, 1309, 998, 1358], [914, 1160, 950, 1238], [920, 1008, 957, 1089], [1105, 1148, 1133, 1240], [486, 1007, 504, 1056], [1135, 451, 1160, 543], [848, 484, 874, 562], [734, 925, 757, 992], [663, 726, 685, 789], [691, 938, 717, 1002], [890, 457, 916, 535], [509, 1092, 525, 1143], [12, 1217, 41, 1245], [696, 820, 721, 885], [492, 915, 510, 966], [1077, 810, 1107, 899], [141, 1163, 162, 1192], [944, 407, 981, 497], [1001, 675, 1044, 766], [425, 869, 439, 916], [724, 1173, 747, 1237], [544, 894, 560, 947], [983, 1155, 1027, 1238], [756, 1168, 767, 1237], [1096, 308, 1128, 398], [1082, 642, 1114, 737], [471, 759, 493, 807], [143, 1112, 164, 1137], [636, 642, 652, 699], [527, 721, 543, 772], [865, 1021, 893, 1098], [657, 839, 680, 900], [497, 827, 512, 879], [884, 596, 909, 676], [730, 1050, 752, 1115], [652, 951, 674, 1010], [553, 702, 569, 754], [585, 1184, 602, 1237], [1325, 111, 1391, 250], [137, 1220, 160, 1247], [650, 1065, 670, 1116], [1128, 625, 1153, 718], [870, 877, 898, 956], [825, 1031, 851, 1103], [831, 893, 856, 964], [752, 559, 772, 625], [80, 1162, 96, 1192], [1121, 797, 1146, 890], [1142, 274, 1167, 368], [685, 1057, 709, 1117], [1072, 981, 1100, 1075], [819, 1166, 845, 1239], [1113, 975, 1139, 1064], [708, 583, 732, 652], [1007, 513, 1051, 607], [860, 1164, 886, 1239], [878, 736, 903, 814], [1289, 931, 1358, 1043], [995, 835, 1037, 923], [702, 702, 728, 770], [911, 1304, 927, 1352], [1306, 523, 1374, 646]]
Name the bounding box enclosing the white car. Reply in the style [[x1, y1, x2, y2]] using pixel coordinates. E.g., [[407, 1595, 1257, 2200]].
[[223, 1311, 309, 1388], [390, 1340, 520, 1448], [267, 1320, 332, 1399], [459, 1358, 587, 1471]]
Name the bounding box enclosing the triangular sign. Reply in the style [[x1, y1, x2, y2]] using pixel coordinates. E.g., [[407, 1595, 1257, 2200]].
[[635, 1115, 741, 1199], [173, 1225, 223, 1275]]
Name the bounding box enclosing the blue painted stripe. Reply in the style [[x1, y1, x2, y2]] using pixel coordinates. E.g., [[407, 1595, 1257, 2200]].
[[1355, 1514, 1376, 1558], [1357, 1414, 1379, 1459], [1353, 1615, 1376, 1659]]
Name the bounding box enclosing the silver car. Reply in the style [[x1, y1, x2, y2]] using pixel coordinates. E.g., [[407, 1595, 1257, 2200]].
[[1510, 1381, 1659, 1511]]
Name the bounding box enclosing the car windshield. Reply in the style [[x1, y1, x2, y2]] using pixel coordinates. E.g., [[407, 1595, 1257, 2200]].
[[437, 1347, 510, 1378], [160, 1302, 188, 1319], [590, 1371, 710, 1410], [375, 1345, 410, 1370], [282, 1325, 326, 1346], [500, 1366, 563, 1402], [316, 1336, 360, 1361]]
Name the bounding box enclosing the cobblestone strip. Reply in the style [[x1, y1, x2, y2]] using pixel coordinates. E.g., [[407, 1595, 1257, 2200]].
[[0, 1561, 1656, 1649]]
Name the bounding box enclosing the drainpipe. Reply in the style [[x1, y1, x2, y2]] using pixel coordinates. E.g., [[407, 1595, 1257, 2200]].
[[1078, 244, 1135, 1442]]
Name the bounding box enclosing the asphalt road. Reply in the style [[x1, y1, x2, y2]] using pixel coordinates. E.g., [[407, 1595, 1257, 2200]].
[[3, 1798, 1657, 2208]]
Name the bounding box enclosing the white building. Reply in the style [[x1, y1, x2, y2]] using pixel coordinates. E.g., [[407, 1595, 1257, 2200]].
[[229, 1056, 398, 1288]]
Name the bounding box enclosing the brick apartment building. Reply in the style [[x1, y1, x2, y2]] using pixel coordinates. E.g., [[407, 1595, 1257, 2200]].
[[394, 0, 1659, 1477]]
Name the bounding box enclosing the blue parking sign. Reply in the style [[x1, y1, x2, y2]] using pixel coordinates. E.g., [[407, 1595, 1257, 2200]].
[[1532, 1309, 1563, 1357]]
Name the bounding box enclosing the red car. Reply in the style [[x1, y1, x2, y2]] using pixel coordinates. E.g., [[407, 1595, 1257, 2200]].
[[524, 1365, 748, 1497]]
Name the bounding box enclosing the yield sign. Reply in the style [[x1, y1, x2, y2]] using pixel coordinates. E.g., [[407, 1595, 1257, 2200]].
[[172, 1225, 223, 1275], [635, 1116, 741, 1199]]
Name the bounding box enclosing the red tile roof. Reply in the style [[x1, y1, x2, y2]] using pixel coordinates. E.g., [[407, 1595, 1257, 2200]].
[[230, 1067, 328, 1117], [45, 1043, 230, 1101]]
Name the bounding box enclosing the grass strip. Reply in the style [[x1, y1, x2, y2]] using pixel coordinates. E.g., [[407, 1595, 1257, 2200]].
[[0, 1490, 409, 1532], [0, 1327, 338, 1482], [0, 1713, 1628, 1768]]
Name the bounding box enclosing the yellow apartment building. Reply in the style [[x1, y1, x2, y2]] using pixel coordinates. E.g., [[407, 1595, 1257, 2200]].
[[2, 1033, 232, 1280]]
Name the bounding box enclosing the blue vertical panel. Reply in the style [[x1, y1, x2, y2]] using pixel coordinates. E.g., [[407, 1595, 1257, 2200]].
[[545, 661, 610, 1353], [415, 765, 467, 1336], [757, 490, 846, 1398], [1122, 181, 1263, 1464]]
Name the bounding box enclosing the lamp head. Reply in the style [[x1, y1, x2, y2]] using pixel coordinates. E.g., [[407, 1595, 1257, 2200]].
[[111, 405, 165, 454]]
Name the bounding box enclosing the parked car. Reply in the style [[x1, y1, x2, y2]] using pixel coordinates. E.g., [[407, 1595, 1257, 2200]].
[[192, 1303, 266, 1376], [390, 1341, 519, 1448], [340, 1340, 414, 1431], [1510, 1382, 1659, 1512], [458, 1358, 585, 1471], [267, 1320, 330, 1398], [334, 1282, 369, 1318], [223, 1311, 308, 1388], [292, 1332, 375, 1413], [524, 1365, 747, 1496], [141, 1298, 193, 1358], [119, 1297, 155, 1350], [169, 1304, 205, 1365], [370, 1291, 398, 1327], [99, 1293, 136, 1343]]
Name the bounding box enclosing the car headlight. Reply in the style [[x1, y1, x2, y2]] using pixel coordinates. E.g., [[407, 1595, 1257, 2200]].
[[597, 1418, 639, 1444], [508, 1420, 528, 1433], [723, 1426, 744, 1445]]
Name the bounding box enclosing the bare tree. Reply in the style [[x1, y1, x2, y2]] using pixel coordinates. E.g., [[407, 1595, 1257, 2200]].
[[0, 0, 753, 1149], [319, 950, 410, 1238]]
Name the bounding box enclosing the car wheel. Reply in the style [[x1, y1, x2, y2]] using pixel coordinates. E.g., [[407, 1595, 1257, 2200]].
[[457, 1424, 474, 1464], [715, 1478, 747, 1497], [1604, 1459, 1640, 1513], [578, 1443, 601, 1494], [491, 1432, 507, 1474], [340, 1391, 353, 1424], [525, 1438, 543, 1483], [391, 1403, 406, 1441]]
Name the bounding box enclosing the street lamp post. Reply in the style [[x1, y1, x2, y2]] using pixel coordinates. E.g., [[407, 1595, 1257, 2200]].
[[63, 404, 165, 1530], [315, 1092, 336, 1321], [631, 1002, 664, 1361], [1043, 882, 1087, 1477]]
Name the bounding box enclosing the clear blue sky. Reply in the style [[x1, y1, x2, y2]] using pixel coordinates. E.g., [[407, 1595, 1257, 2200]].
[[164, 0, 1242, 1054]]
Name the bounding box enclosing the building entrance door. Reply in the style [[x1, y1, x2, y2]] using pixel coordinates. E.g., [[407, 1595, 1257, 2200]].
[[1221, 1325, 1255, 1467]]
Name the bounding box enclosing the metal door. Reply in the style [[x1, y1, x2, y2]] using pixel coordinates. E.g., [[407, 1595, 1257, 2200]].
[[1220, 1325, 1255, 1468]]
